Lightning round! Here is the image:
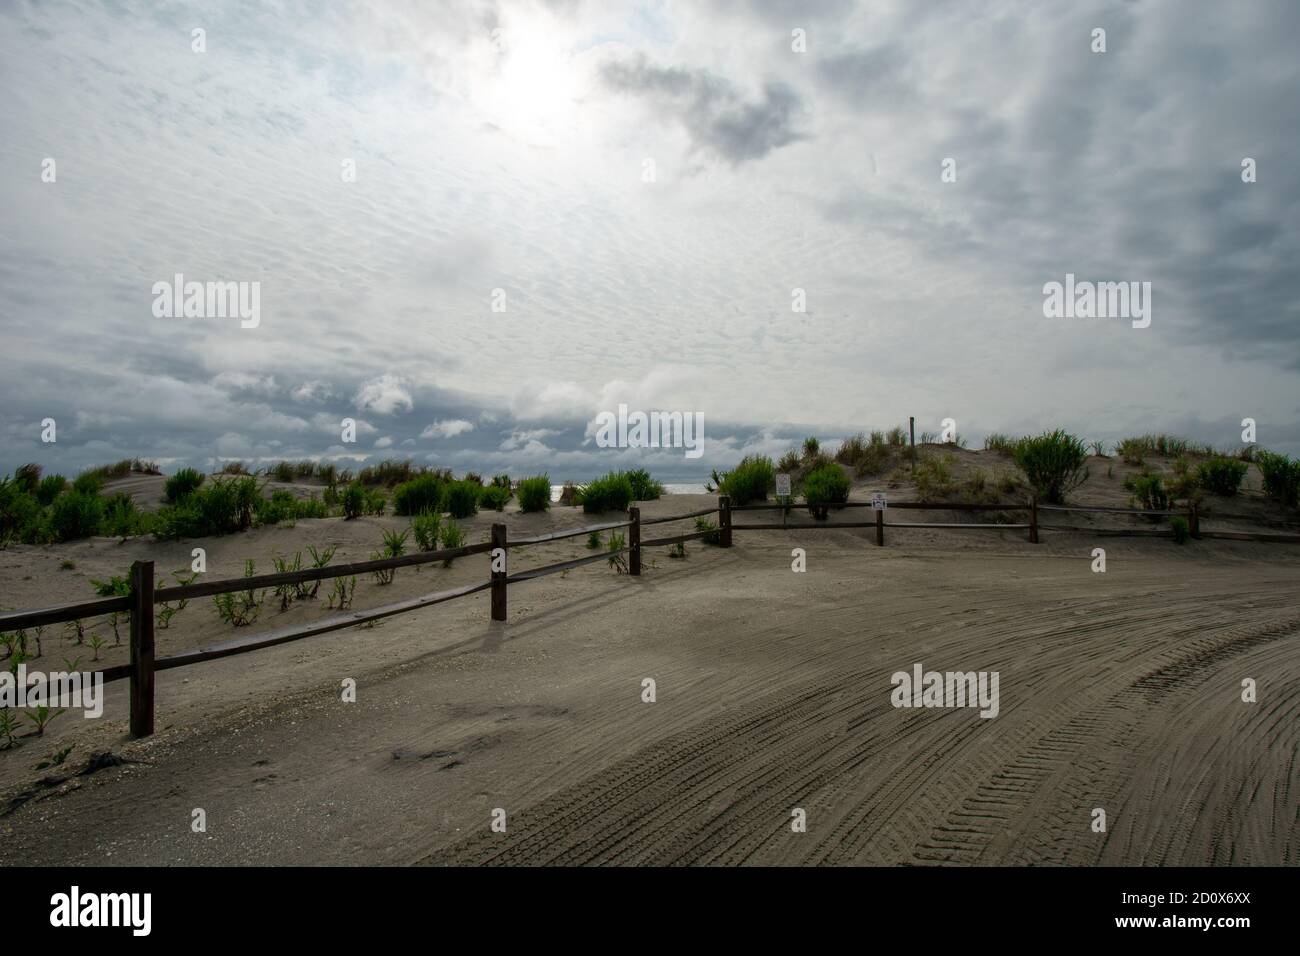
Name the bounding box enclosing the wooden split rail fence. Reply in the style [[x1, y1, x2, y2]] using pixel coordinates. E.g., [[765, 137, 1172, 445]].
[[0, 492, 1284, 738]]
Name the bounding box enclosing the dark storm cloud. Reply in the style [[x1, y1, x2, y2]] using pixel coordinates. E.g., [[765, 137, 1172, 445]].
[[599, 53, 806, 164]]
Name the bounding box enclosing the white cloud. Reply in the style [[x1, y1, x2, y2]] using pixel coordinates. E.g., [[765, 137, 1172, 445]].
[[354, 375, 414, 416], [421, 419, 475, 440]]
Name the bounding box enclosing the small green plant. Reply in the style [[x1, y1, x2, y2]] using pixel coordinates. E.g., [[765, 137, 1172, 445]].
[[87, 634, 106, 661], [0, 709, 20, 750], [1170, 515, 1190, 544], [60, 559, 75, 570], [35, 743, 75, 770], [586, 530, 602, 550], [24, 705, 63, 736], [155, 570, 195, 629], [272, 553, 303, 610], [91, 574, 130, 642], [365, 489, 387, 516], [1089, 440, 1109, 458], [667, 540, 687, 559], [777, 449, 801, 474], [802, 436, 820, 459], [305, 545, 336, 597], [328, 576, 356, 610], [517, 475, 551, 513], [440, 521, 465, 566], [412, 511, 442, 551], [212, 560, 264, 627], [370, 529, 408, 585], [65, 618, 86, 645], [607, 532, 629, 574], [694, 516, 720, 545]]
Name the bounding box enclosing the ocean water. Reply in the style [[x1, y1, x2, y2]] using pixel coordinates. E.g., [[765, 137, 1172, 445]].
[[549, 482, 709, 502]]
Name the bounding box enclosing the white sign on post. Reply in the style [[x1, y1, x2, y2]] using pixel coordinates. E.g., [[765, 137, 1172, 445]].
[[871, 492, 887, 511], [775, 473, 792, 497]]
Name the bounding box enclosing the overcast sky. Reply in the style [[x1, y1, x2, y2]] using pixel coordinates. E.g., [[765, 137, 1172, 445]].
[[3, 0, 1298, 481]]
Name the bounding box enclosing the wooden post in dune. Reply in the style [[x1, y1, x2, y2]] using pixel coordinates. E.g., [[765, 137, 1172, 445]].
[[1029, 497, 1039, 544], [909, 416, 916, 471], [875, 507, 884, 546], [628, 507, 641, 575], [129, 559, 156, 738], [1189, 500, 1201, 539], [491, 523, 507, 621], [719, 495, 732, 548]]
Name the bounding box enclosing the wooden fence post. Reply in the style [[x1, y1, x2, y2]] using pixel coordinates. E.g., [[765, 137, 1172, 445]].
[[491, 524, 507, 621], [629, 507, 641, 576], [129, 560, 155, 738], [1189, 500, 1201, 539], [909, 416, 916, 472], [1029, 497, 1039, 544], [875, 508, 884, 546], [719, 496, 732, 548]]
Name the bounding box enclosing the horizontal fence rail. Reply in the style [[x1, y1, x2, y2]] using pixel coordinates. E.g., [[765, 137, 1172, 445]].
[[4, 491, 1293, 739]]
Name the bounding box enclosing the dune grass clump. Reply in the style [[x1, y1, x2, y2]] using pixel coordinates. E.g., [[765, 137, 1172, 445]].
[[803, 462, 851, 520], [625, 468, 665, 501], [1256, 450, 1300, 508], [36, 474, 67, 507], [477, 484, 512, 511], [101, 492, 151, 537], [445, 480, 479, 519], [517, 475, 551, 513], [392, 474, 446, 516], [984, 433, 1018, 456], [711, 456, 775, 506], [1170, 516, 1191, 544], [341, 482, 366, 520], [913, 453, 957, 502], [255, 490, 327, 526], [777, 449, 802, 474], [1124, 470, 1171, 513], [49, 491, 103, 542], [164, 467, 205, 502], [1012, 430, 1089, 505], [155, 475, 258, 539], [14, 464, 42, 494], [71, 472, 102, 496], [576, 472, 635, 513], [1195, 456, 1248, 497]]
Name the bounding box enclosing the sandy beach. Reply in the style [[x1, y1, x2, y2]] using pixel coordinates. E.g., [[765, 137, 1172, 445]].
[[2, 454, 1297, 867]]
